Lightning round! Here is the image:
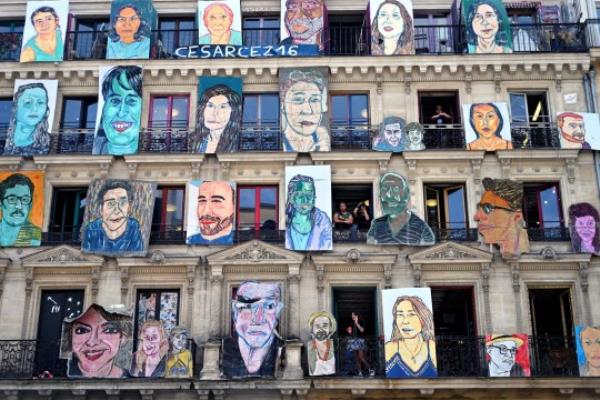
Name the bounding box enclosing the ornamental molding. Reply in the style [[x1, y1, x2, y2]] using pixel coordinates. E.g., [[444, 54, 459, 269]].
[[217, 153, 298, 164], [116, 254, 201, 268], [223, 265, 290, 274], [310, 152, 392, 163], [312, 252, 397, 266], [33, 155, 113, 166], [207, 240, 304, 266], [408, 242, 492, 265], [21, 245, 104, 268]]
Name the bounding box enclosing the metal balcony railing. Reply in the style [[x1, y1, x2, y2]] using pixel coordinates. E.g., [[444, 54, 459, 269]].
[[423, 125, 466, 149], [527, 224, 570, 241], [149, 223, 186, 244], [240, 125, 281, 151], [415, 25, 462, 54], [0, 32, 24, 61], [330, 125, 374, 151], [140, 126, 191, 153], [511, 122, 561, 149], [430, 227, 479, 242]]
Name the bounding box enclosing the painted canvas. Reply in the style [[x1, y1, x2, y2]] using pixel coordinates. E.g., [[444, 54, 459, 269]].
[[463, 102, 512, 151], [136, 291, 180, 336], [462, 0, 512, 54], [3, 79, 58, 156], [369, 0, 414, 55], [557, 112, 600, 150], [280, 0, 327, 51], [575, 325, 600, 377], [382, 287, 437, 378], [194, 77, 242, 153], [223, 281, 283, 378], [284, 165, 332, 251], [373, 116, 406, 152], [474, 178, 529, 258], [485, 334, 531, 377], [130, 319, 169, 377], [568, 203, 600, 255], [166, 326, 194, 378], [0, 170, 44, 247], [92, 65, 143, 155], [404, 122, 426, 151], [20, 0, 69, 62], [198, 0, 242, 45], [280, 67, 330, 152], [107, 0, 156, 60], [367, 172, 435, 246], [186, 180, 235, 245], [60, 304, 133, 378], [81, 178, 155, 257], [307, 311, 336, 376]]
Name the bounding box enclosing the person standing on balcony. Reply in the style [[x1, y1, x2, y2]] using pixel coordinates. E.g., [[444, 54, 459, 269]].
[[466, 103, 513, 151], [465, 0, 513, 54], [198, 2, 242, 45], [20, 6, 64, 62], [107, 4, 152, 60], [370, 0, 414, 55], [347, 312, 374, 377], [430, 105, 452, 125], [281, 0, 326, 51]]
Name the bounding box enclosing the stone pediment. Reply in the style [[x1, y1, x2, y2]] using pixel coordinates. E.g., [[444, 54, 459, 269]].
[[207, 240, 304, 266], [409, 242, 492, 264], [21, 245, 104, 268]]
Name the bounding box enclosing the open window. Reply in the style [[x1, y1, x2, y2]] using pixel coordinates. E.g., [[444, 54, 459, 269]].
[[135, 289, 181, 339], [331, 183, 373, 240], [237, 186, 278, 231], [49, 187, 87, 243], [522, 182, 564, 240], [424, 182, 468, 239]]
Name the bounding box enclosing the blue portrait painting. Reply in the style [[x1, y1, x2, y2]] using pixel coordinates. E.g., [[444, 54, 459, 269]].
[[107, 0, 157, 60]]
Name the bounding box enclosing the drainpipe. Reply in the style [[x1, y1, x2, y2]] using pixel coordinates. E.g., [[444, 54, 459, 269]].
[[589, 68, 598, 113]]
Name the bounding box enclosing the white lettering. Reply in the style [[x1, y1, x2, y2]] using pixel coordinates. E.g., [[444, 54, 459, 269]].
[[288, 45, 298, 56], [213, 46, 224, 57], [199, 45, 212, 58], [250, 46, 259, 57], [225, 45, 236, 58]]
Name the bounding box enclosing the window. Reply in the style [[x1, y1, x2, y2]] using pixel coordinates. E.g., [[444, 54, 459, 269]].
[[418, 91, 462, 149], [414, 12, 453, 54], [424, 183, 468, 238], [332, 183, 373, 239], [333, 287, 377, 336], [237, 186, 278, 230], [152, 186, 185, 241], [431, 287, 476, 336], [509, 91, 550, 125], [243, 17, 279, 46], [0, 98, 12, 131], [60, 97, 97, 129], [328, 15, 364, 55], [49, 187, 87, 242], [522, 182, 563, 229], [330, 93, 370, 149], [149, 95, 190, 128], [241, 94, 280, 151], [72, 18, 109, 59], [158, 18, 196, 57], [135, 289, 181, 338], [0, 21, 24, 61]]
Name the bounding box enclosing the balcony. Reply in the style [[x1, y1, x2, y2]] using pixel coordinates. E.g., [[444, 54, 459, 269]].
[[527, 225, 570, 241], [430, 227, 478, 242]]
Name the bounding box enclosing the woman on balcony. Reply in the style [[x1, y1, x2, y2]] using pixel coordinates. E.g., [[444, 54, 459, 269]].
[[20, 6, 64, 62], [370, 0, 414, 55]]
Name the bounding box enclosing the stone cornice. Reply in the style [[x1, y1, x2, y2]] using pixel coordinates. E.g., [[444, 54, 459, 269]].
[[217, 153, 298, 163], [116, 252, 201, 268], [312, 251, 397, 266], [33, 155, 113, 165], [21, 245, 104, 269], [495, 149, 580, 160], [409, 242, 492, 265], [310, 152, 392, 163], [402, 150, 485, 162], [124, 154, 205, 164], [0, 157, 22, 171], [207, 240, 304, 267]]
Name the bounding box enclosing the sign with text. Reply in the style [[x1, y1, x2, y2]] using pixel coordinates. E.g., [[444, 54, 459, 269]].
[[174, 44, 319, 58]]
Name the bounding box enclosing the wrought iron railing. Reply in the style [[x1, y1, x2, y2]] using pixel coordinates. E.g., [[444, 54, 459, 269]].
[[511, 122, 561, 149], [149, 223, 186, 244], [140, 126, 191, 153], [511, 23, 587, 53], [430, 227, 478, 242], [415, 25, 461, 54], [527, 225, 570, 241], [239, 125, 281, 151], [333, 227, 369, 242], [330, 125, 373, 151], [43, 225, 82, 245], [335, 336, 384, 377], [234, 228, 285, 243], [423, 125, 466, 149], [51, 128, 96, 154]]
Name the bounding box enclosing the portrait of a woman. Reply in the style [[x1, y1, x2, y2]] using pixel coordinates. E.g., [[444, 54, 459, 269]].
[[107, 3, 152, 60], [569, 202, 600, 255], [384, 295, 437, 378], [198, 2, 242, 45], [4, 82, 51, 156], [195, 84, 242, 153], [465, 0, 512, 54], [130, 320, 169, 377], [371, 0, 414, 55], [466, 102, 513, 151], [20, 5, 65, 62]]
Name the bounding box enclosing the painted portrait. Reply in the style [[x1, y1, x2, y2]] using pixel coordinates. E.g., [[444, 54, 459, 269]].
[[280, 0, 327, 51], [166, 326, 193, 378], [463, 102, 513, 151], [285, 165, 333, 251], [367, 172, 435, 246], [130, 320, 169, 377], [373, 116, 405, 152], [474, 178, 529, 258], [60, 304, 133, 378], [3, 79, 58, 156], [463, 0, 512, 54], [185, 180, 235, 245], [20, 0, 68, 63], [485, 334, 530, 377], [197, 0, 242, 45], [404, 122, 426, 151], [370, 0, 414, 55], [382, 287, 437, 378], [93, 65, 143, 156], [194, 77, 242, 154], [81, 179, 156, 257], [107, 0, 156, 60], [223, 281, 284, 379], [307, 311, 337, 376], [557, 112, 600, 150], [280, 68, 330, 152], [568, 203, 600, 255], [0, 171, 44, 248], [576, 325, 600, 377]]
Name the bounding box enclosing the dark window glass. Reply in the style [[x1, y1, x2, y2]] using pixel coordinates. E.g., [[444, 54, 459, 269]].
[[522, 182, 563, 229], [135, 289, 180, 339], [431, 287, 476, 335], [241, 94, 280, 150], [158, 18, 196, 57], [330, 94, 370, 149], [60, 97, 97, 129], [0, 98, 12, 131], [328, 14, 364, 55], [424, 183, 467, 231], [243, 17, 279, 46], [418, 91, 460, 124], [149, 95, 190, 128], [332, 287, 377, 336], [0, 20, 24, 33], [73, 19, 109, 59], [153, 186, 185, 231], [0, 21, 24, 61], [49, 187, 87, 241], [237, 186, 278, 230]]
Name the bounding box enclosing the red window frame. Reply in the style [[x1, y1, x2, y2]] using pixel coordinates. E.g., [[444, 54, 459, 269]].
[[236, 185, 278, 231], [155, 186, 185, 231], [148, 94, 190, 129]]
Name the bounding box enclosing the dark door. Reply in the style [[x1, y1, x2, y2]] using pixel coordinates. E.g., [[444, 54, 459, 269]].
[[333, 287, 377, 336], [36, 290, 84, 377]]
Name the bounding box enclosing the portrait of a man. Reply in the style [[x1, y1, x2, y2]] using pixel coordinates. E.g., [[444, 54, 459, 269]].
[[198, 0, 242, 45], [280, 0, 326, 51], [463, 102, 513, 151], [404, 122, 426, 151], [186, 180, 235, 245], [166, 326, 193, 378], [557, 112, 592, 150], [367, 172, 435, 246], [373, 116, 405, 152], [463, 0, 512, 54], [576, 325, 600, 377], [370, 0, 414, 55], [485, 334, 530, 377], [285, 165, 333, 251], [307, 311, 337, 376], [0, 171, 44, 247], [107, 0, 156, 60], [223, 281, 284, 379], [20, 1, 68, 62], [93, 65, 143, 155], [280, 68, 330, 152], [474, 177, 529, 258], [82, 179, 155, 257], [569, 203, 600, 255]]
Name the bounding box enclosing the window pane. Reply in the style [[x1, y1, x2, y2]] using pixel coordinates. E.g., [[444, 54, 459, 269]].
[[238, 188, 256, 228], [165, 188, 185, 227], [62, 99, 83, 128], [331, 96, 348, 124], [509, 93, 528, 125], [179, 20, 195, 30], [151, 97, 169, 127], [243, 96, 258, 124], [85, 102, 98, 129], [153, 189, 164, 227], [243, 18, 261, 29], [446, 187, 466, 229], [159, 21, 176, 30], [539, 185, 561, 227], [350, 95, 368, 124], [172, 97, 189, 128], [0, 99, 12, 130], [159, 292, 180, 333], [261, 95, 279, 125], [260, 188, 277, 229], [262, 18, 280, 29]]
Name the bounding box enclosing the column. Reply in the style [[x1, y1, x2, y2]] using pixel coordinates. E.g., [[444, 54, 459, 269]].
[[209, 271, 224, 339], [287, 272, 301, 339]]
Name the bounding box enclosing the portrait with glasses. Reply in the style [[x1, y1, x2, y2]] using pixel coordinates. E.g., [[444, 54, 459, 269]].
[[463, 0, 512, 54], [20, 0, 68, 62], [280, 0, 327, 51], [485, 334, 530, 377], [107, 0, 156, 60], [0, 171, 44, 247], [82, 178, 156, 256]]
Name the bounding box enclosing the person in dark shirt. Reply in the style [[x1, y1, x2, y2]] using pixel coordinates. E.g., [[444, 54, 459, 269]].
[[430, 105, 452, 125]]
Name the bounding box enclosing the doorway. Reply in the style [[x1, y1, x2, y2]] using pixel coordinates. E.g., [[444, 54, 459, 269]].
[[332, 287, 377, 336]]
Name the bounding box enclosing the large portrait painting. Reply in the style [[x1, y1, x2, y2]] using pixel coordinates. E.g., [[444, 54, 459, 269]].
[[93, 65, 143, 155], [186, 180, 235, 245], [107, 0, 156, 60], [194, 77, 242, 153], [3, 79, 58, 156], [223, 281, 283, 379], [474, 178, 529, 258], [485, 334, 530, 377], [382, 287, 437, 378], [568, 203, 600, 255], [285, 165, 332, 251], [60, 304, 133, 378], [130, 319, 169, 377], [575, 325, 600, 377], [369, 0, 414, 55], [557, 112, 600, 150], [280, 68, 330, 152], [198, 0, 242, 45], [373, 116, 406, 152], [463, 102, 513, 151], [367, 172, 435, 246], [307, 311, 336, 376], [462, 0, 512, 54], [280, 0, 327, 51], [0, 170, 44, 247], [81, 178, 155, 257], [166, 326, 194, 378], [20, 0, 69, 63]]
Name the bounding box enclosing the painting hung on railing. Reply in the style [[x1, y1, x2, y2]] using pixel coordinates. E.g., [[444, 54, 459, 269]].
[[485, 334, 531, 377], [568, 203, 600, 255], [369, 0, 414, 55], [557, 112, 600, 150], [575, 325, 600, 377], [186, 180, 236, 245], [107, 0, 156, 60], [373, 116, 406, 152], [20, 0, 68, 63], [462, 0, 512, 54], [130, 320, 169, 377], [198, 0, 242, 45], [280, 0, 327, 51], [463, 102, 513, 151], [166, 326, 194, 378], [307, 311, 337, 376]]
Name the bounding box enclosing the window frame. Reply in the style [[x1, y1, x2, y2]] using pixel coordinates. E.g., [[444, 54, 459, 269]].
[[60, 96, 98, 130], [153, 185, 186, 232], [522, 181, 564, 229], [134, 288, 182, 341], [148, 94, 191, 129], [236, 185, 279, 231]]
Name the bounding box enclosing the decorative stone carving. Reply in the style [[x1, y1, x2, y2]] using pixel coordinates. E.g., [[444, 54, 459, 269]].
[[38, 247, 87, 263], [316, 264, 325, 292], [384, 263, 393, 289], [150, 250, 166, 264], [424, 246, 477, 260], [579, 262, 590, 292], [412, 263, 422, 287], [540, 247, 557, 260], [510, 263, 520, 292], [225, 241, 286, 262], [481, 263, 490, 292], [346, 249, 361, 263]]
